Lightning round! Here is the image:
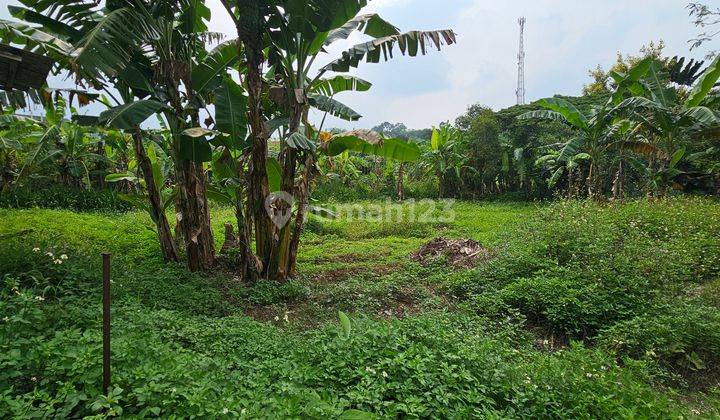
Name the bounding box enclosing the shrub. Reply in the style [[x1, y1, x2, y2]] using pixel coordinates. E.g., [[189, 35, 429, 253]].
[[0, 185, 132, 212], [245, 280, 310, 306], [597, 301, 720, 383], [456, 199, 720, 338]]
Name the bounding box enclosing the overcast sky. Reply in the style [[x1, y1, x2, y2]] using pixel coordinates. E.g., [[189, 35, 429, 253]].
[[2, 0, 716, 130]]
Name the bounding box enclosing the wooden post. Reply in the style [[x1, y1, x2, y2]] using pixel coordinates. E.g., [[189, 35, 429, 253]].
[[102, 252, 111, 395]]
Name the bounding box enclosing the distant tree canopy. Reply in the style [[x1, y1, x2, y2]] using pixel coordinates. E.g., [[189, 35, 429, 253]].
[[583, 41, 667, 96], [372, 122, 432, 142]]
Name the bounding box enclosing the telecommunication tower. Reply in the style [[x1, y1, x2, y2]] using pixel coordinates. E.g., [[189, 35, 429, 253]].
[[516, 17, 526, 105]]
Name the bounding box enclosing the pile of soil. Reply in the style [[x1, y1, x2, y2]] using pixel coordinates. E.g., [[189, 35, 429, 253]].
[[411, 237, 492, 268]]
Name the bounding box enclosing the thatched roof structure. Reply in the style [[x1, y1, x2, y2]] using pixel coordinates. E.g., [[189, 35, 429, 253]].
[[0, 43, 53, 91]]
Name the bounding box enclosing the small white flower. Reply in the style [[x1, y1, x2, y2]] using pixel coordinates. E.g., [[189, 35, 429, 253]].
[[2, 317, 8, 322], [382, 371, 388, 378], [222, 408, 229, 414], [34, 296, 45, 301], [274, 316, 279, 321], [31, 377, 37, 382], [45, 252, 54, 257], [32, 247, 40, 252], [60, 254, 68, 260], [283, 313, 289, 323], [53, 259, 63, 265]]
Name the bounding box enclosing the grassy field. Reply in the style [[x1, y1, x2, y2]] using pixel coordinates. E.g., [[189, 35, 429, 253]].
[[2, 199, 720, 417]]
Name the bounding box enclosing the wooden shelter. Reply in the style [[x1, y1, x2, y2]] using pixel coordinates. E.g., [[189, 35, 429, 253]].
[[0, 43, 53, 91]]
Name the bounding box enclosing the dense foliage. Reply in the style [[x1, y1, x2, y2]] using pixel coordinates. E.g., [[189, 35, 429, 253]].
[[2, 199, 719, 417]]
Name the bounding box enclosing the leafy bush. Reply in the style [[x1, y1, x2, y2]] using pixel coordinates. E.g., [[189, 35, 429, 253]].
[[0, 185, 132, 212], [598, 301, 720, 382], [455, 199, 720, 337], [245, 279, 310, 305]]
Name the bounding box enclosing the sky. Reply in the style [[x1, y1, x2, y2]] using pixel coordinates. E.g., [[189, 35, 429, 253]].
[[1, 0, 716, 130]]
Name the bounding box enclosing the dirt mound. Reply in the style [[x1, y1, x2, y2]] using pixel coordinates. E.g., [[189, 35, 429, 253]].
[[411, 237, 491, 268]]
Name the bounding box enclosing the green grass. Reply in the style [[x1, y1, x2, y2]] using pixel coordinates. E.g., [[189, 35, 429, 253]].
[[1, 198, 719, 417]]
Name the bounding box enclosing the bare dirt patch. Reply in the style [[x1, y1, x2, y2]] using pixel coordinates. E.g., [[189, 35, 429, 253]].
[[411, 237, 492, 268], [310, 263, 400, 284]]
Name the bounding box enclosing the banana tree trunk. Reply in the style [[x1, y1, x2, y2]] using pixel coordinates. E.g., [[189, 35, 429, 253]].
[[396, 163, 405, 201], [586, 161, 595, 199], [235, 186, 260, 281], [267, 102, 303, 281], [611, 159, 624, 201], [164, 77, 215, 272], [132, 129, 178, 263], [287, 155, 314, 276], [238, 3, 272, 275], [174, 158, 215, 271]]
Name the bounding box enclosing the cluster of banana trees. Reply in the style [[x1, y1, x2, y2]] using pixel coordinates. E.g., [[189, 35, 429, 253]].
[[522, 56, 720, 199], [2, 0, 453, 278], [418, 124, 473, 198], [0, 91, 128, 192]]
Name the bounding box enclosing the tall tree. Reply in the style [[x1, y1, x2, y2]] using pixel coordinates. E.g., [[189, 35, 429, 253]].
[[220, 0, 456, 280]]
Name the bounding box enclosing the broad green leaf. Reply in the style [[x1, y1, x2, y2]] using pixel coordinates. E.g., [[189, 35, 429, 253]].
[[105, 172, 139, 183], [548, 167, 564, 187], [72, 8, 159, 81], [286, 131, 316, 151], [192, 39, 240, 94], [669, 147, 686, 169], [206, 184, 234, 204], [316, 13, 400, 53], [267, 157, 282, 192], [100, 100, 167, 130], [18, 125, 60, 180], [685, 56, 720, 108], [611, 57, 653, 104], [215, 77, 247, 148], [308, 94, 361, 121], [312, 75, 372, 97], [321, 29, 456, 73], [535, 98, 588, 130], [178, 134, 212, 163], [682, 106, 720, 125], [0, 136, 23, 151], [325, 134, 421, 162], [430, 127, 440, 150], [558, 137, 584, 162], [338, 311, 351, 338], [8, 5, 83, 42]]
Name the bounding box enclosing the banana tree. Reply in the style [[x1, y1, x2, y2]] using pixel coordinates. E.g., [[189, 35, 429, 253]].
[[602, 118, 665, 200], [420, 124, 467, 198], [611, 56, 720, 195], [534, 138, 591, 197], [6, 0, 240, 269], [519, 98, 613, 198], [220, 0, 455, 280]]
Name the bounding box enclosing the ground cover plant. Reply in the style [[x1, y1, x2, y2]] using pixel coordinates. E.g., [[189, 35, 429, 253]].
[[2, 198, 720, 417]]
